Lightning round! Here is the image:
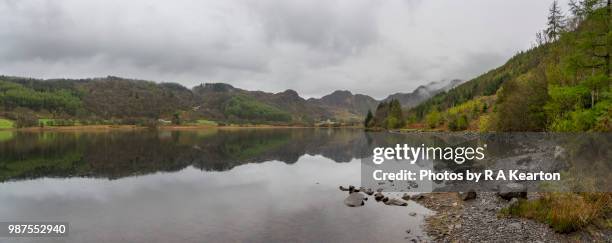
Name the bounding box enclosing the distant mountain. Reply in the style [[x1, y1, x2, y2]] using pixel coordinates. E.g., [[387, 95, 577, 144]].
[[192, 83, 329, 123], [193, 83, 379, 123], [383, 79, 464, 108], [0, 74, 460, 125], [306, 90, 378, 121], [82, 77, 195, 118]]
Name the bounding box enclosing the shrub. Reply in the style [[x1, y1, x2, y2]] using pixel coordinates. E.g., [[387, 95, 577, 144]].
[[11, 108, 38, 128], [447, 114, 468, 131], [478, 114, 492, 132], [500, 192, 610, 233], [425, 110, 442, 129]]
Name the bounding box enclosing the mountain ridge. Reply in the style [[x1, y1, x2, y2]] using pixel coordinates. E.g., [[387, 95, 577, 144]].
[[383, 79, 464, 108], [1, 74, 463, 125]]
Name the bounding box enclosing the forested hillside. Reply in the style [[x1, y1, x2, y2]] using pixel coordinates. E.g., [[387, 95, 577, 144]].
[[192, 83, 301, 124], [306, 90, 378, 122], [407, 0, 611, 132], [0, 76, 379, 127], [82, 77, 194, 119]]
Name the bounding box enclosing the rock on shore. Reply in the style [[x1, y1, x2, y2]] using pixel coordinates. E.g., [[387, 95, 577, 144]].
[[497, 183, 527, 200]]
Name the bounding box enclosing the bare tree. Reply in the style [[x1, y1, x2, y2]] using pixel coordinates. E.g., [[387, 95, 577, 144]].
[[535, 31, 547, 46], [569, 0, 585, 19], [567, 0, 584, 30]]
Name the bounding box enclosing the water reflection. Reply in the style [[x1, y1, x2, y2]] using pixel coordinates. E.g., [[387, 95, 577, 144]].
[[0, 128, 432, 243], [0, 128, 371, 181]]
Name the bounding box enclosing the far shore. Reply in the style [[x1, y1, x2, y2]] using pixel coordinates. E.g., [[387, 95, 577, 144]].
[[0, 124, 364, 132], [0, 123, 490, 133]]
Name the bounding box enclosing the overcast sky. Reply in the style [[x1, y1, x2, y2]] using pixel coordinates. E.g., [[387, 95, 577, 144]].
[[0, 0, 568, 99]]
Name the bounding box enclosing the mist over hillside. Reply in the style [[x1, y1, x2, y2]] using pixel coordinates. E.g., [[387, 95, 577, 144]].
[[383, 79, 465, 108]]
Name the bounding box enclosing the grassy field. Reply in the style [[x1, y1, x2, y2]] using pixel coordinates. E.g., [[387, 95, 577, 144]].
[[38, 118, 84, 126], [189, 119, 218, 126], [0, 118, 14, 129], [38, 118, 54, 125], [0, 131, 14, 142]]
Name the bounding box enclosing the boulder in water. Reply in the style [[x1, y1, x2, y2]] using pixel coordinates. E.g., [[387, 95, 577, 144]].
[[382, 197, 408, 206], [374, 192, 385, 201], [339, 185, 360, 193], [344, 192, 366, 207]]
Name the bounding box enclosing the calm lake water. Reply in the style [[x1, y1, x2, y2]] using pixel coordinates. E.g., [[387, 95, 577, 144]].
[[0, 128, 431, 243]]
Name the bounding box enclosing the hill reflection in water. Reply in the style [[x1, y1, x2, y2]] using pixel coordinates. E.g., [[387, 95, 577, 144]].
[[0, 128, 371, 181]]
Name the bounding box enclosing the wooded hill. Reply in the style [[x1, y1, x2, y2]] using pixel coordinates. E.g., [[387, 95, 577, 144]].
[[403, 0, 611, 132], [0, 72, 462, 127], [0, 75, 384, 126]]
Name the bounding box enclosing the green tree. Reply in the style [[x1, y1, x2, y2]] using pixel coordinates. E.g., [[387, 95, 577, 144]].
[[172, 112, 182, 125], [546, 1, 610, 131], [496, 73, 548, 131], [368, 99, 405, 129], [364, 109, 373, 127], [425, 109, 442, 128], [371, 101, 389, 128], [387, 99, 405, 129]]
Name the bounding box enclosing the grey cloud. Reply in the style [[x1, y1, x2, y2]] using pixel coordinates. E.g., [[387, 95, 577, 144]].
[[0, 0, 270, 73], [247, 0, 381, 58], [0, 0, 563, 98]]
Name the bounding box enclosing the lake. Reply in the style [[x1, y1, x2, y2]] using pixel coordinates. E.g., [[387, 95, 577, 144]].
[[0, 128, 432, 243]]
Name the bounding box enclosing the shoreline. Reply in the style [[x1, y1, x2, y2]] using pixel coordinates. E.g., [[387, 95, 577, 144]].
[[0, 124, 364, 132], [414, 192, 609, 242]]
